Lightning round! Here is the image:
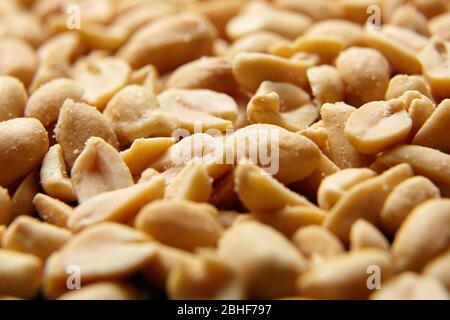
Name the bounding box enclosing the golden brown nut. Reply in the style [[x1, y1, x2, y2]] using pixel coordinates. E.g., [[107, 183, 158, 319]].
[[136, 200, 223, 251], [0, 118, 49, 187], [0, 37, 38, 86], [0, 76, 27, 122], [33, 193, 73, 228], [2, 216, 71, 259], [9, 170, 39, 221], [0, 187, 11, 226], [385, 74, 433, 101], [55, 99, 119, 168], [218, 221, 307, 299], [391, 199, 450, 272], [25, 78, 83, 127], [0, 249, 43, 299], [118, 13, 217, 72]]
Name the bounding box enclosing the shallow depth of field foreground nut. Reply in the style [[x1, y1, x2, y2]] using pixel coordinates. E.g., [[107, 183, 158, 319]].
[[0, 0, 450, 302]]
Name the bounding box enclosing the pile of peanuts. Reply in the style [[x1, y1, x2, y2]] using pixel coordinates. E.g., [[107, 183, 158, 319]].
[[0, 0, 449, 300]]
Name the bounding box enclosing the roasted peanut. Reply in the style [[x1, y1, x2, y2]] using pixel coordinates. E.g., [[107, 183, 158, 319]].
[[68, 177, 165, 232], [391, 199, 450, 272], [324, 164, 413, 244], [292, 226, 345, 263], [297, 249, 392, 300], [2, 216, 71, 259], [380, 176, 440, 236], [345, 99, 412, 154], [385, 75, 433, 101], [55, 99, 119, 168], [0, 37, 38, 86], [33, 193, 72, 228], [0, 118, 49, 187], [43, 222, 155, 299], [389, 4, 429, 35], [336, 47, 390, 106], [136, 200, 223, 251], [429, 12, 450, 40], [226, 31, 288, 58], [349, 220, 389, 252], [275, 0, 342, 21], [371, 272, 449, 300], [40, 144, 76, 203], [0, 76, 27, 122], [9, 170, 39, 221], [218, 221, 307, 299], [118, 14, 217, 72], [71, 137, 133, 203], [0, 249, 42, 299], [25, 78, 83, 127], [307, 65, 344, 105], [423, 251, 450, 291]]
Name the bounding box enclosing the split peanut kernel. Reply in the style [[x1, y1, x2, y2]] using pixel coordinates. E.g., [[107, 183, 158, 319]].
[[385, 75, 433, 101], [135, 200, 223, 252], [33, 193, 73, 228], [345, 99, 412, 154], [349, 219, 389, 252], [307, 65, 344, 105], [9, 170, 39, 221], [0, 76, 27, 122], [0, 118, 49, 187]]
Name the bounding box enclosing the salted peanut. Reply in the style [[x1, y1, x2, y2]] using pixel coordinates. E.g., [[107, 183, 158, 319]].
[[158, 88, 238, 124], [0, 249, 42, 299], [305, 19, 364, 47], [252, 205, 326, 238], [71, 137, 133, 203], [0, 187, 10, 226], [232, 52, 311, 93], [40, 144, 76, 203], [247, 90, 318, 132], [381, 176, 440, 236], [318, 168, 376, 211], [166, 57, 238, 94], [371, 272, 449, 300], [9, 170, 39, 221], [72, 56, 131, 110], [339, 0, 382, 24], [142, 243, 197, 289], [0, 12, 48, 47], [104, 85, 177, 146], [0, 38, 37, 86], [55, 99, 119, 168], [298, 249, 392, 299], [59, 282, 139, 300], [292, 226, 344, 263], [365, 25, 427, 74], [385, 75, 433, 101], [187, 0, 244, 37], [136, 200, 223, 251], [423, 251, 450, 291], [372, 145, 450, 190], [336, 47, 390, 106], [391, 199, 450, 272], [129, 65, 161, 95], [345, 99, 412, 154], [297, 121, 330, 155], [389, 4, 429, 35], [68, 177, 165, 232], [25, 78, 84, 127], [29, 32, 83, 93], [321, 103, 372, 169], [165, 162, 212, 203], [274, 0, 342, 21], [168, 253, 245, 300], [307, 65, 343, 105], [256, 81, 311, 111], [118, 13, 217, 72], [218, 221, 307, 299], [292, 154, 340, 199], [270, 35, 346, 64], [411, 0, 448, 19], [325, 164, 413, 244], [2, 216, 71, 259], [419, 38, 450, 99], [234, 163, 314, 213], [0, 118, 48, 187], [398, 91, 436, 138], [0, 76, 27, 122], [231, 124, 322, 184], [113, 2, 174, 34], [43, 222, 155, 299], [226, 31, 288, 58], [226, 5, 311, 40], [349, 220, 389, 252], [429, 12, 450, 40], [122, 138, 175, 176], [33, 194, 72, 228]]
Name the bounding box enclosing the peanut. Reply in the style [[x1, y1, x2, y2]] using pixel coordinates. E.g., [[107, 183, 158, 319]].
[[349, 219, 389, 252], [0, 76, 27, 122]]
